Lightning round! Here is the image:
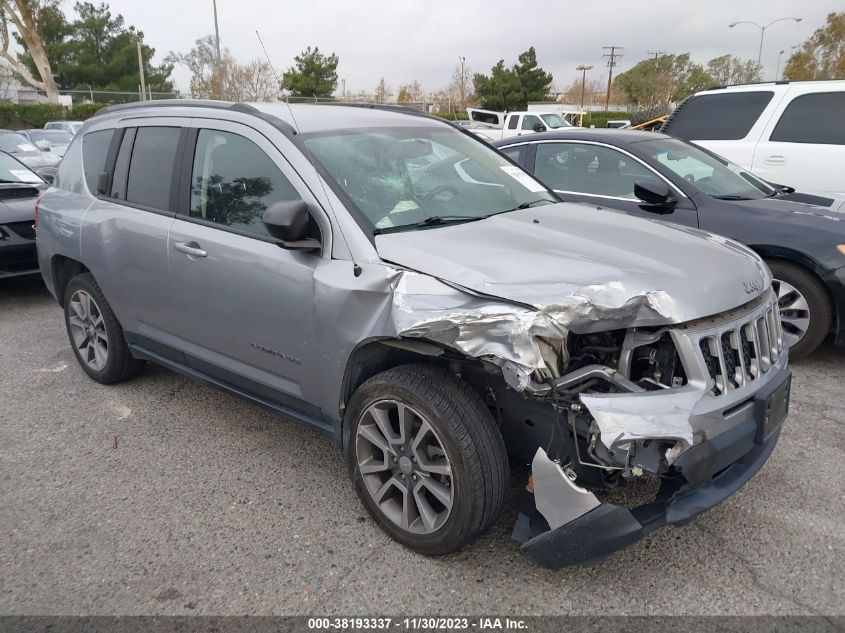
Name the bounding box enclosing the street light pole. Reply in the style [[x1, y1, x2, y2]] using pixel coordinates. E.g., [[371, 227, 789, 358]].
[[576, 65, 593, 111], [729, 17, 802, 66]]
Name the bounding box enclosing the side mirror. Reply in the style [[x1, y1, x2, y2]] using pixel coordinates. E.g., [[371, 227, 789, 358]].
[[533, 122, 547, 133], [634, 179, 677, 213], [262, 200, 321, 251]]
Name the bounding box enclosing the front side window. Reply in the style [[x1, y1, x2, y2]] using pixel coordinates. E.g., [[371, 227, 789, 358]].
[[637, 138, 772, 200], [540, 114, 570, 129], [534, 142, 653, 199], [663, 91, 774, 140], [770, 92, 845, 145], [189, 129, 300, 236], [303, 125, 554, 232], [125, 126, 181, 210], [81, 129, 113, 194], [522, 115, 542, 131]]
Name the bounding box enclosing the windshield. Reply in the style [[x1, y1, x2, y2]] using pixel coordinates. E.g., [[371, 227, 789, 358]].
[[304, 126, 555, 232], [0, 133, 39, 154], [0, 152, 41, 182], [637, 138, 774, 199], [27, 130, 72, 145], [540, 114, 571, 129]]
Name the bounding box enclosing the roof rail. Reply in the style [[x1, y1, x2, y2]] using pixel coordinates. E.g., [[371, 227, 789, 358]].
[[702, 78, 844, 91], [94, 99, 259, 117]]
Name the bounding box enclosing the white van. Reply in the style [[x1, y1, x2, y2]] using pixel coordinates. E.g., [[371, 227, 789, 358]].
[[661, 80, 845, 195]]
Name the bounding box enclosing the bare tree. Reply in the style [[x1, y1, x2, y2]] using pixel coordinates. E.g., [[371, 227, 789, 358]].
[[0, 0, 59, 102], [397, 79, 424, 103], [232, 58, 278, 101], [374, 77, 389, 103], [166, 35, 243, 100]]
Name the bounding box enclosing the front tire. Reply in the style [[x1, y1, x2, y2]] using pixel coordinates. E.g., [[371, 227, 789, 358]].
[[767, 260, 832, 360], [345, 364, 509, 556], [64, 273, 144, 384]]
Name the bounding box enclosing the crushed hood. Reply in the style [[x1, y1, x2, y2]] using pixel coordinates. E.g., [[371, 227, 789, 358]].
[[375, 203, 770, 332]]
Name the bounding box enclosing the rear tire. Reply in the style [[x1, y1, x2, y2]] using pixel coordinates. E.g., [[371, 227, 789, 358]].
[[345, 364, 509, 556], [767, 260, 832, 360], [63, 273, 144, 384]]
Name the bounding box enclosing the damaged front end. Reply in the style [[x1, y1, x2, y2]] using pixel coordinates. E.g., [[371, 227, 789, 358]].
[[378, 268, 789, 567], [344, 243, 789, 567], [504, 290, 791, 568]]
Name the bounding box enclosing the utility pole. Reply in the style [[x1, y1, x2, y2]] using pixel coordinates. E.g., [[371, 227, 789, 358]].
[[458, 56, 466, 112], [647, 50, 665, 65], [136, 37, 146, 102], [602, 46, 623, 110], [212, 0, 222, 98], [575, 64, 593, 110]]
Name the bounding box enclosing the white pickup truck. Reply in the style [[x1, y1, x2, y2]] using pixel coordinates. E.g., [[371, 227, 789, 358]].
[[465, 108, 573, 141]]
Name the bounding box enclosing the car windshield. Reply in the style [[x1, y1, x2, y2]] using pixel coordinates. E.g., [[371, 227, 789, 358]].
[[0, 151, 41, 182], [303, 125, 556, 232], [27, 130, 72, 145], [540, 114, 571, 129], [0, 133, 39, 154], [637, 138, 774, 200]]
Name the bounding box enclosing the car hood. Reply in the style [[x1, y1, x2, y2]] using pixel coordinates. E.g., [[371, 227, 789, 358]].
[[732, 195, 845, 224], [12, 151, 61, 167], [0, 188, 40, 223], [375, 203, 771, 332]]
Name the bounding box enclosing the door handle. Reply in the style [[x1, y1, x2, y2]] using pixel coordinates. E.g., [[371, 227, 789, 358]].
[[764, 155, 786, 165], [174, 241, 207, 258]]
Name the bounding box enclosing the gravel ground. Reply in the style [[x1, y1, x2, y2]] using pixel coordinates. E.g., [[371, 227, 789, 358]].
[[1, 278, 843, 616]]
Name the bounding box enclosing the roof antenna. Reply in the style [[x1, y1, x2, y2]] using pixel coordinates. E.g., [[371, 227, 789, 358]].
[[255, 32, 361, 277], [256, 30, 282, 90]]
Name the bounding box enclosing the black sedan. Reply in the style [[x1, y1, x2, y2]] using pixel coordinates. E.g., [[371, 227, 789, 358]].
[[0, 151, 47, 279], [494, 130, 845, 358]]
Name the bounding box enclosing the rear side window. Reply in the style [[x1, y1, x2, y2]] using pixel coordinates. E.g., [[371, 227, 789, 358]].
[[770, 92, 845, 145], [125, 127, 181, 210], [82, 129, 113, 194], [507, 115, 519, 130], [663, 91, 774, 140]]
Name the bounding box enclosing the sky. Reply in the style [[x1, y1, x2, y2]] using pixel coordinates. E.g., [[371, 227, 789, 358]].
[[92, 0, 833, 95]]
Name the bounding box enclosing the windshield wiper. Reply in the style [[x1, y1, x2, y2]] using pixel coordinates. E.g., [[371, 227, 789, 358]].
[[373, 215, 485, 235]]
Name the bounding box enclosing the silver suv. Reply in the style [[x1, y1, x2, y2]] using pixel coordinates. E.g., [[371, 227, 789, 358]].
[[36, 101, 790, 567]]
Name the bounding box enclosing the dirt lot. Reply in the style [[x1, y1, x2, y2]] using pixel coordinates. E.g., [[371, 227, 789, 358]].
[[1, 278, 843, 615]]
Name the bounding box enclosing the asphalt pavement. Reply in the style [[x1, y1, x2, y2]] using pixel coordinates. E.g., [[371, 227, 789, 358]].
[[1, 278, 843, 615]]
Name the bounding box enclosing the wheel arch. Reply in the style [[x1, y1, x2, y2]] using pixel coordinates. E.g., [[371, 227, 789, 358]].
[[50, 255, 90, 308], [338, 338, 490, 436]]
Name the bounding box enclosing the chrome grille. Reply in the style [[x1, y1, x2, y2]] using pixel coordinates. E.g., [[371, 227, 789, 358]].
[[677, 291, 784, 397]]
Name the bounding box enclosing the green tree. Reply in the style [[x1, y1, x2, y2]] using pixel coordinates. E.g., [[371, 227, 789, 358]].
[[614, 53, 710, 109], [281, 46, 338, 98], [705, 55, 762, 86], [473, 47, 552, 110], [1, 0, 62, 101], [16, 1, 173, 94], [784, 12, 845, 80]]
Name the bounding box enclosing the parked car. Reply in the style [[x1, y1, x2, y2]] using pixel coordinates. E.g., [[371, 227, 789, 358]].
[[0, 151, 47, 279], [466, 107, 572, 141], [495, 129, 845, 358], [20, 129, 73, 157], [661, 80, 845, 196], [606, 120, 631, 129], [0, 130, 61, 183], [44, 120, 84, 135], [37, 101, 790, 568]]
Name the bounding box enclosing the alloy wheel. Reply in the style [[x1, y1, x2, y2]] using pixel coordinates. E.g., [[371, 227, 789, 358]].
[[773, 278, 810, 348], [68, 290, 109, 371], [355, 400, 454, 535]]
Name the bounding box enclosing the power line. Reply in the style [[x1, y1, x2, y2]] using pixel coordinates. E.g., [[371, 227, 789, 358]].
[[602, 46, 623, 110]]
